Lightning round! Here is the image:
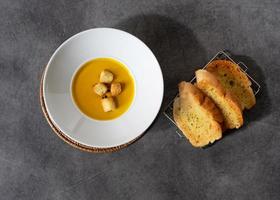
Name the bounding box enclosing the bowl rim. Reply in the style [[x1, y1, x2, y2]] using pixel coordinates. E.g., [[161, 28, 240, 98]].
[[41, 27, 164, 151]]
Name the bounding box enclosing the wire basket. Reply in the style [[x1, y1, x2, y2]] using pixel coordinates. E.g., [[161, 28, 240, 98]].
[[163, 50, 261, 138]]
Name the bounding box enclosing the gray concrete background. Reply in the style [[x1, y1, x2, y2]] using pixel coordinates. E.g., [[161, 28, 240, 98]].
[[0, 0, 280, 199]]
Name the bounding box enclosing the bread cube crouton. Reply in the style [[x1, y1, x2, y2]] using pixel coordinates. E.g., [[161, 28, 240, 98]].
[[101, 97, 116, 112], [100, 70, 114, 83], [93, 83, 108, 96], [111, 82, 122, 96]]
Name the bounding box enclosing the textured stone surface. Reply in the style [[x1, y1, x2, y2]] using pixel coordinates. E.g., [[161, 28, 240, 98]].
[[1, 0, 280, 199]]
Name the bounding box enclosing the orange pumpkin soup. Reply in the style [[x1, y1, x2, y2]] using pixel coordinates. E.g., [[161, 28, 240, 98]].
[[72, 58, 135, 120]]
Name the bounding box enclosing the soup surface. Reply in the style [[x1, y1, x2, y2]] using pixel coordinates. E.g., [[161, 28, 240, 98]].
[[72, 58, 135, 120]]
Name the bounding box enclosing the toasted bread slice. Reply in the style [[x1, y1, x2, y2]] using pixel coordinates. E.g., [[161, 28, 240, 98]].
[[206, 60, 256, 110], [196, 70, 243, 129], [173, 82, 223, 147]]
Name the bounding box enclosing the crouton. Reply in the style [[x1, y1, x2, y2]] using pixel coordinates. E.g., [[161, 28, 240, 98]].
[[100, 70, 114, 83], [93, 83, 108, 96], [111, 82, 122, 96], [101, 97, 116, 112]]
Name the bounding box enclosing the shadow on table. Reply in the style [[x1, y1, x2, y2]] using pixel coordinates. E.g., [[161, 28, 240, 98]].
[[115, 14, 207, 109], [114, 15, 207, 146], [115, 15, 270, 148], [232, 53, 272, 126]]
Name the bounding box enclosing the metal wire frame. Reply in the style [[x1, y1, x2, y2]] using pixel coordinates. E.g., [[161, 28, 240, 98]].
[[163, 50, 261, 138]]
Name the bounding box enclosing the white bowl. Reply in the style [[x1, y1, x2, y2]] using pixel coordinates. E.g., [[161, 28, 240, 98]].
[[43, 28, 164, 149]]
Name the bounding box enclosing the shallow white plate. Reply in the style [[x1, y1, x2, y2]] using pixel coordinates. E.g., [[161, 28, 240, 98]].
[[43, 28, 164, 148]]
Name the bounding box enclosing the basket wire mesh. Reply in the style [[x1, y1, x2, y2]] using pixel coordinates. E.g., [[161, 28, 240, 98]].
[[163, 50, 261, 138]]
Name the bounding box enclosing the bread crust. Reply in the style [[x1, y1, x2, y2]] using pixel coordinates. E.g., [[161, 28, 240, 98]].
[[196, 70, 243, 129], [173, 82, 223, 147], [206, 60, 256, 109], [178, 82, 224, 123]]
